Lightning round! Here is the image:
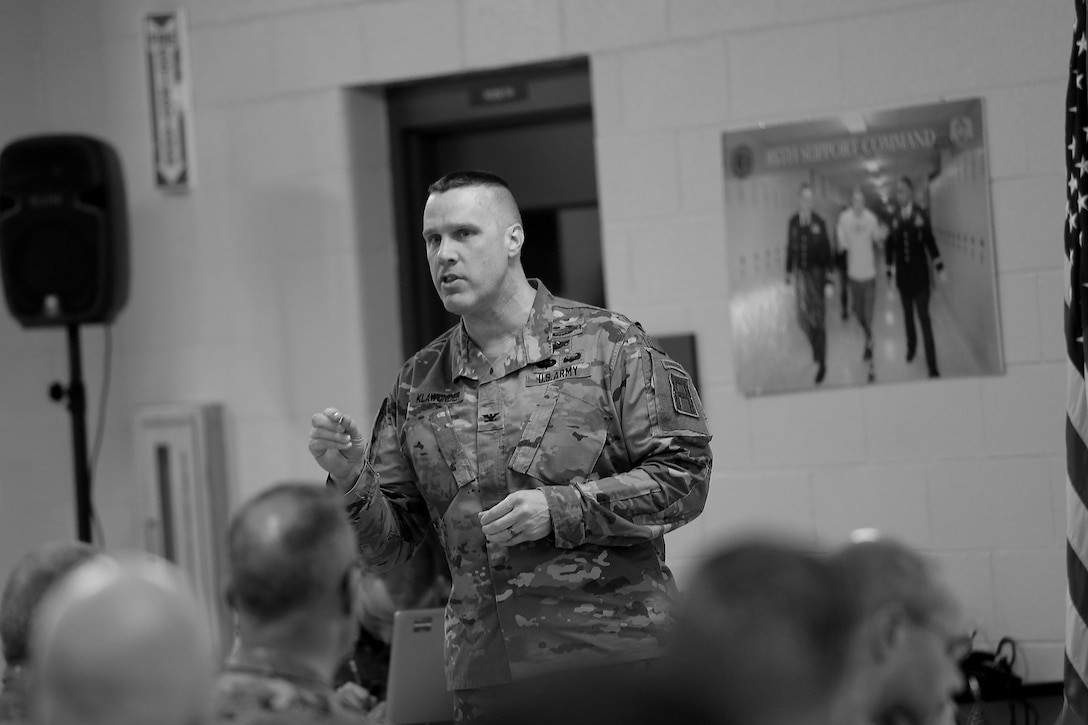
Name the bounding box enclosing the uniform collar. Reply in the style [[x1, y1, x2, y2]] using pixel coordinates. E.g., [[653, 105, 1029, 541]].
[[225, 645, 331, 693], [450, 279, 555, 381]]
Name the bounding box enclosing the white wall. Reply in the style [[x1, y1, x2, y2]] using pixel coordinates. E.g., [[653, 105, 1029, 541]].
[[0, 0, 1070, 682]]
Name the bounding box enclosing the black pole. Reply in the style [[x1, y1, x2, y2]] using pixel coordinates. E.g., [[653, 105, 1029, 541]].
[[62, 324, 93, 543]]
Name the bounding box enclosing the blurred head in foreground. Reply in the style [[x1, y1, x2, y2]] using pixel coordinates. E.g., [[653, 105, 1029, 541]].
[[0, 541, 98, 721], [32, 553, 214, 725], [225, 482, 361, 678], [666, 538, 861, 725], [832, 536, 968, 725]]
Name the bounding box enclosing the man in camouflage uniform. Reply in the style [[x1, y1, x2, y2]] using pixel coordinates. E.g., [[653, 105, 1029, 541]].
[[214, 484, 367, 725], [310, 170, 712, 719], [785, 181, 833, 385]]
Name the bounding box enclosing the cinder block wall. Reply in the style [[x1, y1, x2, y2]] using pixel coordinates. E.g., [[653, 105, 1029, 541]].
[[0, 0, 1070, 679]]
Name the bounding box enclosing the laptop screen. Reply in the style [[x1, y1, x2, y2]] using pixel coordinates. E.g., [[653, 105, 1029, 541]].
[[385, 608, 455, 725]]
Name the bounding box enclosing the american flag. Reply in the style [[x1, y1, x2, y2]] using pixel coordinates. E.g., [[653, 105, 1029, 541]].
[[1065, 2, 1088, 723]]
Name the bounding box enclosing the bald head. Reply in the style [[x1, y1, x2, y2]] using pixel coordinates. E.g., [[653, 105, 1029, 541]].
[[1, 541, 97, 666], [227, 483, 356, 623], [33, 554, 213, 725]]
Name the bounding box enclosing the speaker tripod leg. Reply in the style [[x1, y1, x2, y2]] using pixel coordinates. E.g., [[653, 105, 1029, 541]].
[[57, 324, 94, 543]]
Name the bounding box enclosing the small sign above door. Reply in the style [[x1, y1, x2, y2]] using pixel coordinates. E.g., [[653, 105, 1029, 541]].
[[469, 82, 528, 106]]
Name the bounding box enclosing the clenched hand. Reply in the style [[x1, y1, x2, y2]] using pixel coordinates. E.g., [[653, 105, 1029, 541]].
[[479, 490, 552, 547]]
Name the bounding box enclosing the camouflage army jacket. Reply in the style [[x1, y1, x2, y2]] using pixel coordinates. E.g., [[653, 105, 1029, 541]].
[[213, 646, 363, 725], [343, 281, 713, 690]]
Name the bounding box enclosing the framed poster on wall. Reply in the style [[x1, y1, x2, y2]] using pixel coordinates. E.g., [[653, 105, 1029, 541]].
[[722, 98, 1002, 396]]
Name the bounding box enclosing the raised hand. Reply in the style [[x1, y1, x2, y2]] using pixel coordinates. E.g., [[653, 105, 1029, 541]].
[[309, 407, 366, 491]]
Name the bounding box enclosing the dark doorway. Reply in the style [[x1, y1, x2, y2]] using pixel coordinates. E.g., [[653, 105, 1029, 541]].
[[385, 59, 603, 356]]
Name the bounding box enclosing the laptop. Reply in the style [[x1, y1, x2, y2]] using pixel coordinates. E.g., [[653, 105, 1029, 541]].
[[385, 608, 456, 724]]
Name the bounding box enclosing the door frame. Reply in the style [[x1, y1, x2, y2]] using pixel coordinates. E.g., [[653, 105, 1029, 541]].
[[385, 58, 593, 356]]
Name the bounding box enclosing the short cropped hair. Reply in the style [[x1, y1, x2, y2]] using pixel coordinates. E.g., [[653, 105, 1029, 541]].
[[227, 483, 352, 622], [0, 541, 97, 664], [428, 169, 512, 196], [427, 170, 522, 226]]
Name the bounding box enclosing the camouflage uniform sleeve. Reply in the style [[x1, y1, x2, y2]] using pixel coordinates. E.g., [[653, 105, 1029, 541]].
[[541, 324, 712, 548], [337, 380, 432, 572]]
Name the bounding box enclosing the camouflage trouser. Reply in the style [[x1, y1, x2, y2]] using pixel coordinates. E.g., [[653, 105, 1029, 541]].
[[452, 687, 498, 723]]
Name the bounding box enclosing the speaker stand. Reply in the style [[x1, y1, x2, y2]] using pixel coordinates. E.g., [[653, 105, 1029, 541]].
[[48, 324, 94, 543]]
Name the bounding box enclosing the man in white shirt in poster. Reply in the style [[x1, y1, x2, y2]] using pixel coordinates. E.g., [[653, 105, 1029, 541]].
[[836, 186, 885, 382]]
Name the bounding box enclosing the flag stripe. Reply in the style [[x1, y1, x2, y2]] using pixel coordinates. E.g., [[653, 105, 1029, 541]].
[[1071, 475, 1088, 579], [1070, 362, 1088, 439], [1069, 413, 1088, 522], [1072, 542, 1088, 660], [1070, 584, 1088, 691], [1064, 656, 1088, 725]]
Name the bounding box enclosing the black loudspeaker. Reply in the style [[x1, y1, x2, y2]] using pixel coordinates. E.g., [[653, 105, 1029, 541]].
[[0, 135, 129, 327]]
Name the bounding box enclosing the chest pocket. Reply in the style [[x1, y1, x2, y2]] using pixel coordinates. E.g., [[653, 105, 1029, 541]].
[[508, 385, 608, 485], [406, 408, 477, 497]]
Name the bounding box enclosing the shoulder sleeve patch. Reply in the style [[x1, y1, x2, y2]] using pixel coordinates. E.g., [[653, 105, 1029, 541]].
[[643, 348, 709, 438]]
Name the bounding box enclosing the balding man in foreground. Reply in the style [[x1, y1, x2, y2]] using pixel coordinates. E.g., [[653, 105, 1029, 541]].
[[32, 553, 213, 725], [832, 538, 968, 725], [0, 541, 97, 723], [214, 483, 365, 725], [310, 170, 712, 719]]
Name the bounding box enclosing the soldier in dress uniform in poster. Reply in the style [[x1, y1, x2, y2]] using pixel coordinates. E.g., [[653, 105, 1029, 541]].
[[885, 176, 945, 378]]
